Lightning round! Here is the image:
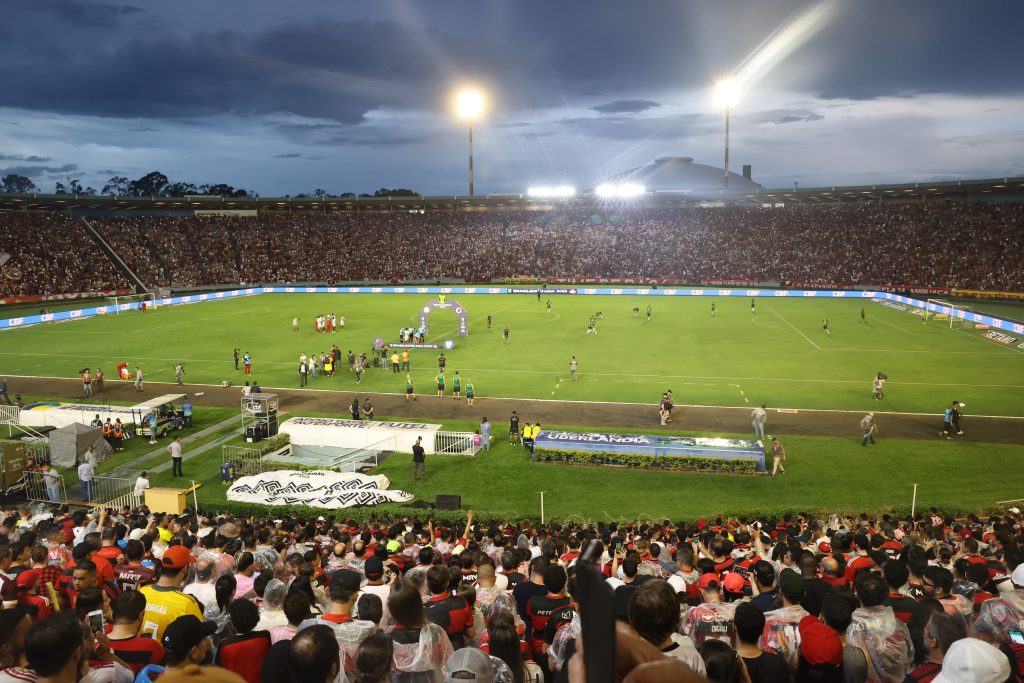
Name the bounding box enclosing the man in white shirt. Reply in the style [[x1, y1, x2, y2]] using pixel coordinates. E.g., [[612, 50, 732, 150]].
[[77, 459, 95, 501], [134, 471, 151, 506], [751, 405, 767, 440], [168, 436, 184, 478], [43, 464, 62, 503]]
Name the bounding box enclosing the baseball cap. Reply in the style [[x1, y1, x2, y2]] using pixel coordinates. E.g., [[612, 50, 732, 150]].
[[444, 647, 493, 683], [331, 569, 362, 594], [698, 573, 720, 591], [162, 545, 198, 570], [15, 569, 39, 591], [1008, 507, 1020, 515], [1011, 563, 1024, 588], [816, 540, 832, 554], [798, 616, 843, 667], [161, 615, 218, 659], [933, 637, 1010, 683], [722, 572, 746, 594], [364, 556, 384, 580], [129, 528, 148, 541], [218, 522, 239, 539]]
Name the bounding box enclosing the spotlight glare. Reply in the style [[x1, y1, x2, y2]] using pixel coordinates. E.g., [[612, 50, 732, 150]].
[[527, 185, 576, 198], [714, 78, 742, 108], [455, 89, 485, 120], [595, 183, 646, 198]]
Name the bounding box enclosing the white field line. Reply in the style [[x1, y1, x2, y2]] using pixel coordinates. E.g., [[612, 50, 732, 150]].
[[7, 374, 1024, 419], [767, 305, 821, 350]]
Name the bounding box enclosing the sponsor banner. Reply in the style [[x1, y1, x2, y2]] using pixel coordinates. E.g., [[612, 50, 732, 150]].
[[535, 430, 765, 472], [502, 277, 542, 284], [0, 289, 130, 305], [388, 342, 439, 349], [194, 210, 258, 217], [983, 331, 1018, 345], [280, 417, 442, 454], [1018, 341, 1024, 351], [879, 285, 953, 295], [954, 289, 1024, 300], [508, 287, 579, 295], [871, 298, 925, 317], [227, 470, 412, 509]]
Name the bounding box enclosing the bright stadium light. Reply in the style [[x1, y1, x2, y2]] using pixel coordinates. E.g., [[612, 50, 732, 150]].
[[595, 183, 646, 198], [453, 89, 486, 196], [527, 185, 576, 198], [713, 78, 742, 190]]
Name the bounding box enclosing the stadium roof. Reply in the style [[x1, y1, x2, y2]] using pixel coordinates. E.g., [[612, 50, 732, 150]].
[[607, 156, 762, 193], [0, 176, 1021, 213]]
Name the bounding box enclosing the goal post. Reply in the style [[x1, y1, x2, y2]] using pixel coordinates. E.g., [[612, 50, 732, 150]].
[[105, 292, 156, 315], [925, 298, 973, 328]]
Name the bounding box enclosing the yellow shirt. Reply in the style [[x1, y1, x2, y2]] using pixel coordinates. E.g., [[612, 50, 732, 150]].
[[139, 583, 204, 642], [391, 354, 400, 365], [402, 351, 410, 362]]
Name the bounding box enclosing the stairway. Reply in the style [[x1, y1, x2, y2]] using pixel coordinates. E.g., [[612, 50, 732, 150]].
[[79, 217, 149, 293]]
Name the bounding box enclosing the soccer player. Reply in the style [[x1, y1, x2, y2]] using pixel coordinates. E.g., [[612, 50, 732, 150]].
[[546, 300, 552, 313], [711, 301, 716, 318], [509, 411, 520, 444], [951, 400, 964, 435], [174, 362, 184, 385], [586, 319, 596, 335], [292, 317, 299, 332], [465, 379, 475, 406], [940, 403, 954, 439], [822, 318, 831, 336], [436, 371, 445, 398], [438, 353, 447, 373], [860, 307, 867, 324], [486, 314, 492, 329], [452, 371, 461, 399], [569, 356, 578, 381], [646, 305, 652, 321], [632, 306, 640, 318], [751, 298, 756, 315], [405, 374, 416, 401], [503, 326, 510, 344]]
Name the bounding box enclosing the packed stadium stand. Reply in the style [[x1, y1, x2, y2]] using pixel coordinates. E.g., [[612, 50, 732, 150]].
[[2, 203, 1023, 296]]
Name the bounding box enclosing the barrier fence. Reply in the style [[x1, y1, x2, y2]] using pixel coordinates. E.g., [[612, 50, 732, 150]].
[[23, 470, 66, 504], [433, 431, 480, 456], [86, 475, 137, 508], [222, 445, 266, 477]]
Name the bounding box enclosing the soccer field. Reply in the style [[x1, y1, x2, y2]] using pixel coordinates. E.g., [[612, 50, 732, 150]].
[[2, 292, 1023, 416]]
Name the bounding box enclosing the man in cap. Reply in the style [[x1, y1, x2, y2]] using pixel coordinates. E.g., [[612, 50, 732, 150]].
[[759, 568, 810, 671], [139, 545, 203, 642], [932, 637, 1009, 683], [135, 614, 218, 683], [444, 647, 494, 683], [796, 613, 844, 679]]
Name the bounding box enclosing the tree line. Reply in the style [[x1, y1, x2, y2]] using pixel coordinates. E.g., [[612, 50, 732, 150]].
[[0, 172, 418, 198]]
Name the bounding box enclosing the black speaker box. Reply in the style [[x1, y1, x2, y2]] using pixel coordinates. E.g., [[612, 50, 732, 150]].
[[435, 494, 461, 510]]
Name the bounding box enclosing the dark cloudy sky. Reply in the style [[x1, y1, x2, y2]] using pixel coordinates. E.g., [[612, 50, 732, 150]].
[[1, 0, 1022, 195]]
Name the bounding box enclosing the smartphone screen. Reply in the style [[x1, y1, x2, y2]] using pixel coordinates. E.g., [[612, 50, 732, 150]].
[[87, 610, 105, 633], [1011, 630, 1024, 645]]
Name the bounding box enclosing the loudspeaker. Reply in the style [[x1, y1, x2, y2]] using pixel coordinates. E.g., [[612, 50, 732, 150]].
[[435, 494, 461, 510]]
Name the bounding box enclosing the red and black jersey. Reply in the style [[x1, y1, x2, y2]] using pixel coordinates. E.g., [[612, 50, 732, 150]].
[[905, 661, 942, 683], [114, 564, 155, 593], [542, 603, 576, 646], [885, 592, 917, 623], [108, 635, 165, 675], [713, 558, 736, 574], [527, 593, 571, 656], [844, 555, 874, 583], [881, 540, 903, 560], [215, 631, 271, 683], [424, 594, 474, 649], [503, 571, 525, 590]]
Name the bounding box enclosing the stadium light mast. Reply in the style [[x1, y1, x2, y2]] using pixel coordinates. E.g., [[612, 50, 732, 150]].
[[714, 78, 741, 190], [455, 89, 485, 196]]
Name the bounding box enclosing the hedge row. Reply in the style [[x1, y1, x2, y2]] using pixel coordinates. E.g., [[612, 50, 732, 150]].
[[531, 448, 759, 475]]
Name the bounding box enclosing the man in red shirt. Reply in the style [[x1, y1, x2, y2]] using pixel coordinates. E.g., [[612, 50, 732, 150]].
[[423, 565, 475, 649], [215, 599, 271, 683], [94, 530, 124, 565], [844, 533, 875, 584], [107, 591, 165, 675]]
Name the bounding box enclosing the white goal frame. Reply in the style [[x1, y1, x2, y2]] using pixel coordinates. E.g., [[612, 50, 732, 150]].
[[925, 298, 973, 328], [105, 292, 156, 315]]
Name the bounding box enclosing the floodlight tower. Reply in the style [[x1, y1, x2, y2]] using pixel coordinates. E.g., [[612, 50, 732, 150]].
[[455, 89, 485, 196], [714, 78, 741, 190]]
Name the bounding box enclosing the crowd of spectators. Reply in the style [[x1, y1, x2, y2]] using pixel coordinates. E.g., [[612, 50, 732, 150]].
[[1, 503, 1024, 682], [2, 204, 1023, 296], [0, 214, 129, 297]]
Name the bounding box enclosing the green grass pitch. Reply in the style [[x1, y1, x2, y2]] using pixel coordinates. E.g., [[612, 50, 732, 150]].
[[3, 292, 1022, 416]]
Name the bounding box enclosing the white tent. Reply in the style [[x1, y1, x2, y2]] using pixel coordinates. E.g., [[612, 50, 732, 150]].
[[49, 423, 111, 470]]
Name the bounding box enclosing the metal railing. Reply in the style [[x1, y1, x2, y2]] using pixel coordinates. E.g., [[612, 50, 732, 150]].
[[87, 475, 138, 507], [22, 470, 66, 504], [222, 445, 266, 477], [433, 431, 480, 456], [0, 405, 19, 425]]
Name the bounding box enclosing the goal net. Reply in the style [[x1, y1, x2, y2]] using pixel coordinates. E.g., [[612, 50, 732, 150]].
[[104, 292, 156, 314], [925, 299, 973, 328]]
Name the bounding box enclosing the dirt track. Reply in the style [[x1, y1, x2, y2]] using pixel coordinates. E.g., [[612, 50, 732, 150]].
[[10, 376, 1021, 445]]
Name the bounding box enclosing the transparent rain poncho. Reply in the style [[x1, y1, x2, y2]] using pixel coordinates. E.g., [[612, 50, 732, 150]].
[[388, 622, 454, 683], [845, 605, 915, 682], [971, 590, 1024, 647]]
